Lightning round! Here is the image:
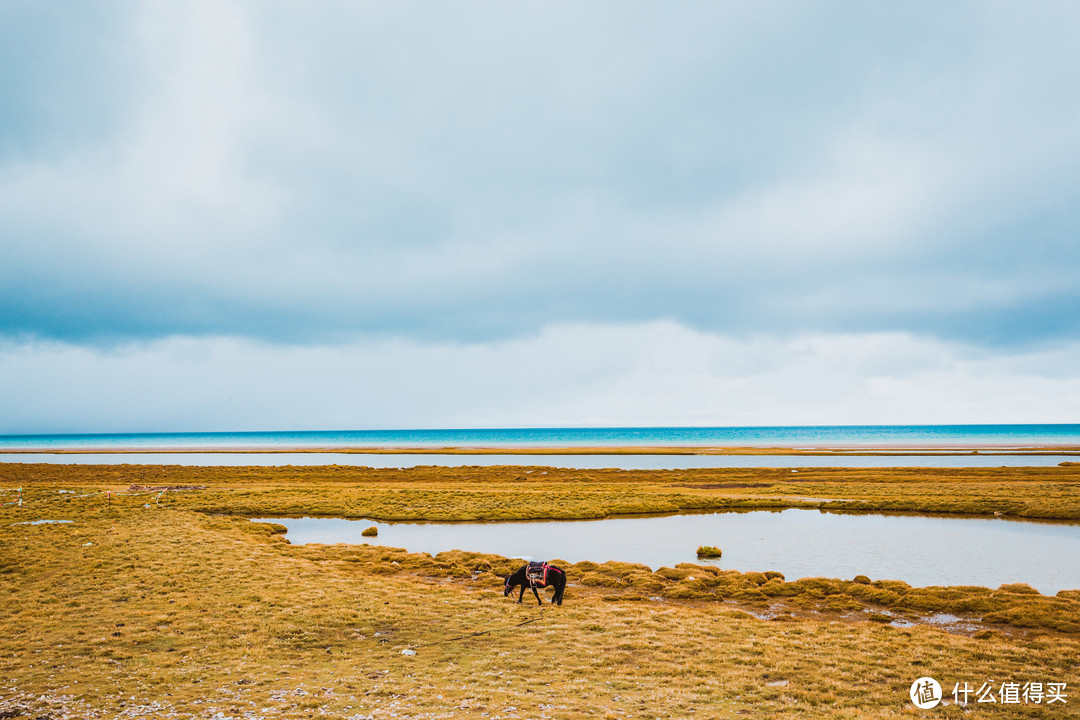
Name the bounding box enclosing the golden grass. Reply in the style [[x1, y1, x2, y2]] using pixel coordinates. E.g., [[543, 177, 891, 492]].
[[2, 462, 1080, 718], [6, 462, 1080, 521]]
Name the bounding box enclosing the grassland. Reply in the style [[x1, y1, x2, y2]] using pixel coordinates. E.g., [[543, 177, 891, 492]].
[[2, 462, 1079, 718]]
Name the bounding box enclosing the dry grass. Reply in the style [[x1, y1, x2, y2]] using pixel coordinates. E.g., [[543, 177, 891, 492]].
[[2, 463, 1079, 718], [5, 462, 1080, 521]]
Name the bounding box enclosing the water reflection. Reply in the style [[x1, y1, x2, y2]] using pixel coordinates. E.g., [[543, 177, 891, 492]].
[[254, 509, 1080, 595]]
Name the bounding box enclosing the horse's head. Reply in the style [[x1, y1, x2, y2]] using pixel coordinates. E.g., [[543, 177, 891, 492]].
[[504, 564, 525, 596]]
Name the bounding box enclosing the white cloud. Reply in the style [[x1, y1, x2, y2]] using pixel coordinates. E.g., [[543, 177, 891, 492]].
[[2, 324, 1077, 434]]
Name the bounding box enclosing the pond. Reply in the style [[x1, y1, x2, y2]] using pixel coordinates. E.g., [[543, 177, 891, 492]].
[[254, 509, 1080, 595], [2, 452, 1076, 469]]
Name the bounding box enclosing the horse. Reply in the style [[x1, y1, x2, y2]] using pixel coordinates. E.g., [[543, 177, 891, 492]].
[[504, 561, 566, 606]]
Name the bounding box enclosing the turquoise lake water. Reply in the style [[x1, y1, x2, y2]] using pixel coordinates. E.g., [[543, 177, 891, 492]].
[[2, 424, 1079, 450]]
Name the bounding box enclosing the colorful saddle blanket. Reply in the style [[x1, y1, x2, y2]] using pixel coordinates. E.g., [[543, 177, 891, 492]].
[[526, 561, 550, 586]]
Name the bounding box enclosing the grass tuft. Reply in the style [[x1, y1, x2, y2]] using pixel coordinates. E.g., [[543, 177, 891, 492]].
[[695, 545, 722, 558]]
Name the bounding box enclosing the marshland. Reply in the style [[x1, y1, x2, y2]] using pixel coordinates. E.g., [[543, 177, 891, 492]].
[[3, 461, 1079, 718]]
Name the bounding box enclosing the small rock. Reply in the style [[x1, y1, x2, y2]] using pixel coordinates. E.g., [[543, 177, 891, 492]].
[[400, 648, 417, 656]]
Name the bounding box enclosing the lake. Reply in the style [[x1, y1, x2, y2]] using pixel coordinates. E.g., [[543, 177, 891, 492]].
[[254, 509, 1080, 595], [4, 423, 1080, 450], [2, 452, 1075, 469]]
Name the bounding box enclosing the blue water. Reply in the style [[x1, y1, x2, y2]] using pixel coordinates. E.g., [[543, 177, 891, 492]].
[[1, 424, 1079, 450]]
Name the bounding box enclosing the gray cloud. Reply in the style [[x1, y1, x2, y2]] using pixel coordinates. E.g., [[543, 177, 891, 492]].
[[2, 327, 1078, 434], [2, 1, 1080, 348]]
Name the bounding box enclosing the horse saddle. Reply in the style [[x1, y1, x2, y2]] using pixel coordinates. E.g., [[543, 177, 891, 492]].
[[526, 561, 549, 585]]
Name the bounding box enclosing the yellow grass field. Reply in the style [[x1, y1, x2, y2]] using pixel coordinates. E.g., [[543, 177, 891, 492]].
[[2, 462, 1079, 718]]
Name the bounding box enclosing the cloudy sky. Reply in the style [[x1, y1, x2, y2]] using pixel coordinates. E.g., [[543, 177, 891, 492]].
[[2, 1, 1079, 434]]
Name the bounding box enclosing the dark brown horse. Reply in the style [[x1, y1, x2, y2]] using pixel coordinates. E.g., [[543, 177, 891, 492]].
[[504, 561, 566, 606]]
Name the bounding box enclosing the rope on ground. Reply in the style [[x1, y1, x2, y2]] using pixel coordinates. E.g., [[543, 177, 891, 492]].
[[411, 607, 545, 650]]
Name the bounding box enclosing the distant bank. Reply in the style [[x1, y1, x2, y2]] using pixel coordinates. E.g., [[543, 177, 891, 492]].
[[1, 424, 1079, 452]]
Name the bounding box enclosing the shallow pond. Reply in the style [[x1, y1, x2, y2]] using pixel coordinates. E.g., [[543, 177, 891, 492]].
[[2, 452, 1075, 469], [254, 509, 1080, 595]]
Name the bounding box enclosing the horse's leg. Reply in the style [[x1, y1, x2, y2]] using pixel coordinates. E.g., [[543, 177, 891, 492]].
[[532, 584, 543, 606], [517, 584, 526, 603]]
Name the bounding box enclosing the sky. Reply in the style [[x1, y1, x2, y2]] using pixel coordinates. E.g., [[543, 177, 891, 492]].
[[2, 1, 1079, 434]]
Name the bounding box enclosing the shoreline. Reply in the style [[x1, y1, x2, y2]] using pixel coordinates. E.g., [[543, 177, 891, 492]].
[[2, 443, 1080, 456]]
